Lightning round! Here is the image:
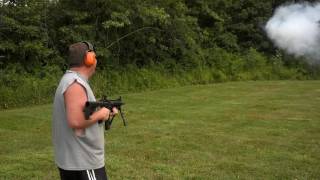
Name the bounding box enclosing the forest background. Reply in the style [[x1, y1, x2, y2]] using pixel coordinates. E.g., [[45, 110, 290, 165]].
[[1, 0, 320, 109]]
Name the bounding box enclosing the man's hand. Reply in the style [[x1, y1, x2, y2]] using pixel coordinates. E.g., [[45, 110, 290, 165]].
[[95, 107, 111, 122], [110, 107, 119, 117]]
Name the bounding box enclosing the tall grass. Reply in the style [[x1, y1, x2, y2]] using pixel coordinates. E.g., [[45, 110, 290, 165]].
[[0, 49, 311, 109], [0, 64, 62, 109]]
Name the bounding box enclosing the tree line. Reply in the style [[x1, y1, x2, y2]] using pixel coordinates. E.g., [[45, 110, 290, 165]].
[[0, 0, 318, 109]]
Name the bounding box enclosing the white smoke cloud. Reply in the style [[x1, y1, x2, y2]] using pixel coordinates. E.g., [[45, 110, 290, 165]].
[[265, 2, 320, 63]]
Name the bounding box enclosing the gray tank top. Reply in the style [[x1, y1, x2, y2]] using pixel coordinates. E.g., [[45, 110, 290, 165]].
[[52, 70, 104, 170]]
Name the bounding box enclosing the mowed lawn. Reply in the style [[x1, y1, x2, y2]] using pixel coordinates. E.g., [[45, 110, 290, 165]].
[[0, 81, 319, 179]]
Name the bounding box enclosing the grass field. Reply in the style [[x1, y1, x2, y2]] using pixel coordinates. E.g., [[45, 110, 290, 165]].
[[0, 81, 320, 179]]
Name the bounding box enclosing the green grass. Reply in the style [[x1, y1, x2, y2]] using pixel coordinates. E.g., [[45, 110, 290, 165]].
[[0, 81, 320, 179]]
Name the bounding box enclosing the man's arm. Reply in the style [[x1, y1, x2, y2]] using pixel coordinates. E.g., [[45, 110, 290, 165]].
[[64, 81, 110, 129]]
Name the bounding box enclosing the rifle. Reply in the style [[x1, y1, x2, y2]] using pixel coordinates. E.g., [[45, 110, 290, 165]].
[[83, 96, 127, 130]]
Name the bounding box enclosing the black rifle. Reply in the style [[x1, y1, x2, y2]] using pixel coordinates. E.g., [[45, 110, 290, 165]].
[[83, 96, 127, 130]]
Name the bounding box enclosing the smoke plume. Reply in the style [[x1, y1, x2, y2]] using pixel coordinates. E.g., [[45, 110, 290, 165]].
[[265, 2, 320, 63]]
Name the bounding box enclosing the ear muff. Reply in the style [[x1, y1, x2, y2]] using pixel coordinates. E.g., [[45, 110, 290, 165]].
[[84, 51, 96, 66], [82, 41, 96, 67]]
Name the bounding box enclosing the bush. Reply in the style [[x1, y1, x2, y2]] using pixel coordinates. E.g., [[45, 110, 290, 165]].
[[0, 53, 313, 110], [0, 64, 62, 109]]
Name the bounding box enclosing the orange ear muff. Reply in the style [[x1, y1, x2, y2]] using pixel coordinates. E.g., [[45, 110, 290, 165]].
[[84, 51, 96, 66]]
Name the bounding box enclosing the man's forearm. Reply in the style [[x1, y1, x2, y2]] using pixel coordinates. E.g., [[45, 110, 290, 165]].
[[71, 108, 110, 129]]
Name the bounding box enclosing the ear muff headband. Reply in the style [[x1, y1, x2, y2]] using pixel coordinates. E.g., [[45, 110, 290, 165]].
[[83, 41, 94, 52], [82, 41, 96, 66]]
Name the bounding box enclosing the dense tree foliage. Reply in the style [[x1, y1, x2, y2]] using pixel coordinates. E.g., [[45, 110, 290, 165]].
[[0, 0, 281, 68], [0, 0, 318, 108]]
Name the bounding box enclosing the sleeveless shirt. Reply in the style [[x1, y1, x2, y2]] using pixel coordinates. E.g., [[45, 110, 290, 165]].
[[52, 70, 104, 170]]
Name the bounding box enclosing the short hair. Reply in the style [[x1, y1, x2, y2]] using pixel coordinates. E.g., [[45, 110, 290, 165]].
[[68, 42, 92, 67]]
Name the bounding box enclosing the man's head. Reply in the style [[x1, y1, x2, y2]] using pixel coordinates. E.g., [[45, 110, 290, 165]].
[[68, 41, 97, 68]]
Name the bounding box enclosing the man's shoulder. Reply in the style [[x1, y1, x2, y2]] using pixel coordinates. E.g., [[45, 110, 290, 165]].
[[65, 81, 86, 94], [60, 72, 84, 85], [61, 71, 76, 80]]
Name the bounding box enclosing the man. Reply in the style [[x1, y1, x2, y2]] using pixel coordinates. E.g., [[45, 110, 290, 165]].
[[52, 41, 117, 180]]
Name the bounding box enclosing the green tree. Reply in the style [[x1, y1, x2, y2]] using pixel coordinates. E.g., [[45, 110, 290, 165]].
[[0, 0, 56, 72]]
